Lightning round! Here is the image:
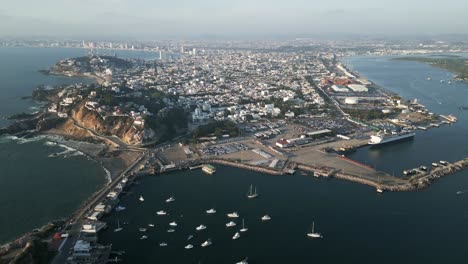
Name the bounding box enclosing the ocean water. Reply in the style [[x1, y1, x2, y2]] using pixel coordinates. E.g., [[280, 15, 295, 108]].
[[345, 55, 468, 175], [0, 47, 177, 243], [99, 56, 468, 263]]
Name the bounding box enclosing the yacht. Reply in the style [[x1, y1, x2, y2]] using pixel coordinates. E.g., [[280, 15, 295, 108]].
[[166, 196, 175, 203], [139, 196, 144, 202], [240, 218, 248, 232], [247, 184, 259, 199], [185, 244, 194, 249], [232, 232, 240, 240], [201, 239, 212, 247], [226, 221, 237, 227], [156, 210, 167, 216], [167, 229, 175, 233], [169, 221, 178, 227], [307, 222, 322, 238], [140, 235, 148, 240], [227, 212, 239, 218], [138, 228, 147, 232], [113, 220, 123, 232], [196, 225, 207, 231], [206, 208, 217, 214], [148, 224, 155, 227], [159, 242, 168, 247], [261, 215, 271, 221], [236, 258, 248, 264]]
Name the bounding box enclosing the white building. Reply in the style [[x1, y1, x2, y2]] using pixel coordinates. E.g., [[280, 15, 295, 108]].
[[331, 85, 349, 93], [347, 84, 368, 92]]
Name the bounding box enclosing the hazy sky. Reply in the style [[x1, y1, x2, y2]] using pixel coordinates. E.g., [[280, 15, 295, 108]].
[[2, 0, 468, 38]]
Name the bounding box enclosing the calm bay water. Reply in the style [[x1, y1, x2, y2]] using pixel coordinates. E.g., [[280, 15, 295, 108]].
[[99, 56, 468, 263], [0, 47, 171, 244], [346, 55, 468, 175]]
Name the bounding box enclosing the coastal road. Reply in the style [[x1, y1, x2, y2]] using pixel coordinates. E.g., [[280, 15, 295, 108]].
[[51, 150, 148, 264], [69, 115, 146, 151]]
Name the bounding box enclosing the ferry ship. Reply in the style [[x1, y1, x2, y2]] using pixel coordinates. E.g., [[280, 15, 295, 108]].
[[368, 130, 415, 146], [202, 164, 216, 175]]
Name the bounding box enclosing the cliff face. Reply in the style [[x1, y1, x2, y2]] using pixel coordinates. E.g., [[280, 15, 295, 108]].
[[71, 104, 151, 145]]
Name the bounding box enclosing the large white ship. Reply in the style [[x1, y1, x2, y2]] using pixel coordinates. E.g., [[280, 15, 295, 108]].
[[368, 130, 415, 145]]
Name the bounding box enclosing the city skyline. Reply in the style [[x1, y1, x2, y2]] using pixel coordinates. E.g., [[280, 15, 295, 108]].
[[2, 0, 468, 38]]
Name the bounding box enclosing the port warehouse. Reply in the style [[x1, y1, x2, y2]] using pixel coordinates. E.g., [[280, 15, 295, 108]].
[[275, 129, 332, 148]]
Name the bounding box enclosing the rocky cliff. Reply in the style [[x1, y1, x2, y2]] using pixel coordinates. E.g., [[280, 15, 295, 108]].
[[71, 104, 152, 145]]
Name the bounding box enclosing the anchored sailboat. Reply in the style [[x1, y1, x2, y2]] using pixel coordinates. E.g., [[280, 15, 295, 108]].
[[247, 184, 259, 199], [307, 222, 322, 238]]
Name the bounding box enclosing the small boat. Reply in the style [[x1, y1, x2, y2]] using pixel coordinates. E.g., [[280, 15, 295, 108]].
[[201, 239, 212, 247], [206, 208, 216, 214], [376, 188, 383, 193], [226, 221, 237, 227], [139, 196, 144, 202], [138, 228, 147, 232], [159, 242, 168, 247], [156, 210, 167, 216], [240, 218, 248, 232], [261, 215, 271, 221], [148, 224, 155, 227], [140, 235, 148, 240], [115, 206, 126, 212], [114, 220, 123, 232], [227, 212, 239, 218], [169, 221, 177, 227], [432, 162, 439, 167], [456, 191, 464, 195], [187, 235, 194, 241], [167, 229, 175, 233], [232, 232, 240, 240], [419, 166, 428, 171], [185, 244, 194, 249], [247, 184, 259, 199], [307, 222, 322, 238], [440, 160, 448, 166], [196, 225, 207, 231], [236, 258, 248, 264], [166, 196, 175, 203]]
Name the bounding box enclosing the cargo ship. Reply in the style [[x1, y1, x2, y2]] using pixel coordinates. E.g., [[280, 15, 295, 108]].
[[202, 164, 216, 175], [368, 130, 415, 145]]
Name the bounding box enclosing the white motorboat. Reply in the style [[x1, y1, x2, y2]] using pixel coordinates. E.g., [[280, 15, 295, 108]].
[[167, 229, 175, 233], [185, 244, 194, 249], [206, 208, 217, 214], [159, 242, 168, 247], [138, 228, 147, 232], [226, 221, 237, 227], [166, 196, 175, 203], [307, 222, 323, 238], [201, 239, 212, 247], [227, 212, 239, 218], [148, 224, 155, 227], [236, 258, 248, 264], [139, 196, 144, 202], [156, 210, 167, 215], [196, 225, 207, 231], [140, 235, 148, 240], [232, 232, 240, 240], [115, 206, 126, 212], [261, 215, 271, 221], [169, 221, 178, 227]]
